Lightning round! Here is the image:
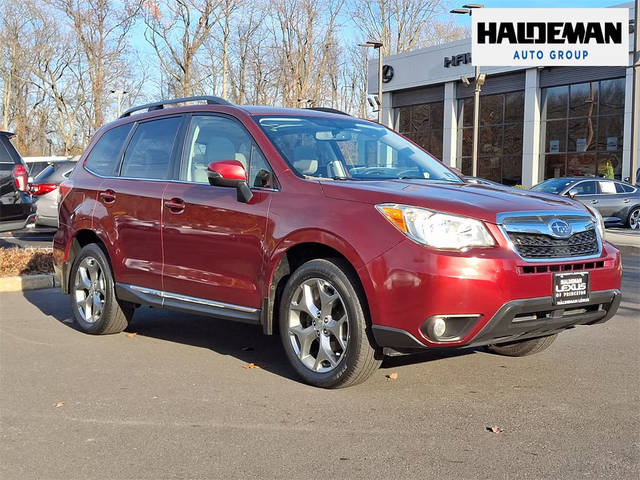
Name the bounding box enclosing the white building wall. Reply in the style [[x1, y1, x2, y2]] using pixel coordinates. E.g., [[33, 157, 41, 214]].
[[442, 82, 458, 168], [521, 68, 542, 187], [622, 60, 634, 181]]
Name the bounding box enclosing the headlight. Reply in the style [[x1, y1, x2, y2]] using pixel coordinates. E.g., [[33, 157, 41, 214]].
[[375, 203, 495, 250], [585, 204, 605, 239]]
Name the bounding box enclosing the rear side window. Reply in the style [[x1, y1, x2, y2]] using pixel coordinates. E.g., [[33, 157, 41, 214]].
[[121, 117, 181, 180], [85, 124, 133, 176], [615, 182, 634, 193], [0, 137, 19, 172]]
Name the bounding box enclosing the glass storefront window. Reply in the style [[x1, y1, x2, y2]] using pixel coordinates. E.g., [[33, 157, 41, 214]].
[[396, 101, 444, 158], [541, 77, 625, 180], [457, 91, 524, 185]]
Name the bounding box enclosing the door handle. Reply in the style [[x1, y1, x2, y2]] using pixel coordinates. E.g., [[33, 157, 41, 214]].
[[164, 198, 185, 214], [590, 200, 598, 204], [623, 198, 631, 203], [99, 189, 116, 204]]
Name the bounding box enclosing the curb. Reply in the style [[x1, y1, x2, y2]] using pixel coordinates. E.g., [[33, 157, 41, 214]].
[[0, 274, 59, 293]]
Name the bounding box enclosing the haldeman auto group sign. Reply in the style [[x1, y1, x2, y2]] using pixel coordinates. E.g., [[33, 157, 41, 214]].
[[472, 9, 629, 66]]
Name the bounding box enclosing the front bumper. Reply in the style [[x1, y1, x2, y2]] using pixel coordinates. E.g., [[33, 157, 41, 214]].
[[361, 237, 622, 351], [372, 289, 621, 352]]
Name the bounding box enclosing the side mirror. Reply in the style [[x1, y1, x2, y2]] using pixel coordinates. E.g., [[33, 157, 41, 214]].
[[567, 188, 578, 198], [207, 160, 253, 203]]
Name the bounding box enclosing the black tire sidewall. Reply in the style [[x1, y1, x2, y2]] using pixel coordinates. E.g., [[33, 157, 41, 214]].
[[69, 244, 118, 334], [279, 259, 368, 388]]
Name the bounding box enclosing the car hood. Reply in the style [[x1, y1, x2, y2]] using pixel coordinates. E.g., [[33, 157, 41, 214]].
[[320, 179, 589, 224]]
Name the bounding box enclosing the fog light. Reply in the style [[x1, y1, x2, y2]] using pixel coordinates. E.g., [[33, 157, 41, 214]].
[[433, 317, 446, 338], [421, 314, 482, 342]]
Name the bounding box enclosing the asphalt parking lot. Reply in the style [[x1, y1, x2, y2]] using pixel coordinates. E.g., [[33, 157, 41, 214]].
[[0, 252, 638, 479]]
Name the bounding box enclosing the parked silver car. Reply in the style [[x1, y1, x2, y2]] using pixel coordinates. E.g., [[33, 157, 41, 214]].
[[532, 177, 640, 229], [30, 161, 76, 227]]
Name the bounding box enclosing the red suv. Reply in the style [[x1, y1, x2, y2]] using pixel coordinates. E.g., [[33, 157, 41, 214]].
[[54, 97, 622, 388]]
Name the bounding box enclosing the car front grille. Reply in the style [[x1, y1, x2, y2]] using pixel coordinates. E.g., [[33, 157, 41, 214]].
[[508, 229, 599, 259]]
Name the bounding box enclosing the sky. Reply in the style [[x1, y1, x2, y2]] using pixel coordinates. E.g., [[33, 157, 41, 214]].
[[449, 1, 633, 27]]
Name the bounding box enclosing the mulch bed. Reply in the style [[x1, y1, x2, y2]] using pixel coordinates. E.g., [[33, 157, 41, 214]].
[[0, 248, 54, 277]]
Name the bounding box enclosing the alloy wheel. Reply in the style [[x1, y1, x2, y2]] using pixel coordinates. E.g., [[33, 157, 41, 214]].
[[630, 208, 639, 230], [74, 256, 106, 324], [287, 278, 349, 373]]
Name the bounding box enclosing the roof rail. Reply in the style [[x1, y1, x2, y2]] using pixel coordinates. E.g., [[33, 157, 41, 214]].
[[120, 96, 233, 118], [304, 107, 350, 116]]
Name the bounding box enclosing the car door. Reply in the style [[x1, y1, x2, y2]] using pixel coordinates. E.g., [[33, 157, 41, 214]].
[[93, 115, 184, 290], [613, 182, 638, 222], [595, 180, 623, 221], [162, 114, 274, 312], [570, 180, 600, 214]]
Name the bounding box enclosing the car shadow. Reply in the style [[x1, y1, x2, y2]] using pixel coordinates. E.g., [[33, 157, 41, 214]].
[[23, 288, 480, 382]]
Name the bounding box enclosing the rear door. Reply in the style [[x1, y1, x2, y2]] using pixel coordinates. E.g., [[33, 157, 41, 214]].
[[161, 114, 274, 311], [596, 180, 623, 220], [92, 116, 184, 290]]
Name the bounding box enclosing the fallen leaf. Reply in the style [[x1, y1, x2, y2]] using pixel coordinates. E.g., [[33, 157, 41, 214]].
[[54, 402, 64, 408], [125, 333, 137, 338], [243, 363, 261, 369], [386, 372, 398, 380], [487, 426, 504, 433]]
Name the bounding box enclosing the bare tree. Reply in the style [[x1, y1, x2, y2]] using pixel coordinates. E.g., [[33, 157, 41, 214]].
[[269, 0, 345, 108], [144, 0, 222, 98], [52, 0, 141, 133], [351, 0, 463, 56], [0, 0, 32, 132]]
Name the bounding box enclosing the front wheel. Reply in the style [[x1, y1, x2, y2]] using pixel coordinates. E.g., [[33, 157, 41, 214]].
[[279, 258, 381, 388], [486, 334, 557, 357], [627, 207, 640, 230], [70, 244, 133, 335]]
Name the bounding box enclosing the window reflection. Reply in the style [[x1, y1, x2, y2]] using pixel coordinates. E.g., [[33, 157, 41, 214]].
[[541, 77, 625, 179], [457, 91, 524, 185], [397, 101, 444, 158]]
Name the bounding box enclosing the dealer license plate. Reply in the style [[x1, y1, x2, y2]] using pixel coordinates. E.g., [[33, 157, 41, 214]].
[[553, 272, 590, 306]]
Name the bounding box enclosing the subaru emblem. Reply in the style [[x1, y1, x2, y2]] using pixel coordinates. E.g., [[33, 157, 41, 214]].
[[549, 218, 572, 238]]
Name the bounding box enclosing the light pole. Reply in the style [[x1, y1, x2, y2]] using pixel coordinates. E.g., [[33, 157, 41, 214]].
[[451, 4, 484, 177], [110, 89, 128, 118], [359, 40, 384, 123]]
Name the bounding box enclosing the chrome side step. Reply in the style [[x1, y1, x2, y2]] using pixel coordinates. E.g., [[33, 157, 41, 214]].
[[115, 283, 261, 325]]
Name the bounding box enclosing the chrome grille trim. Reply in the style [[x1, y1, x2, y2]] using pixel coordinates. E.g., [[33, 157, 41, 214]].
[[497, 210, 602, 263]]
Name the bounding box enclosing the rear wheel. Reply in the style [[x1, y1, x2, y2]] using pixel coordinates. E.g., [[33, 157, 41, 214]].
[[486, 334, 557, 357], [279, 258, 381, 388], [70, 244, 133, 335], [627, 207, 640, 230]]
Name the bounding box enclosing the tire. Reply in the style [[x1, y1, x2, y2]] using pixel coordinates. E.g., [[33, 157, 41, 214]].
[[69, 243, 133, 335], [627, 206, 640, 230], [279, 258, 381, 388], [486, 334, 557, 357]]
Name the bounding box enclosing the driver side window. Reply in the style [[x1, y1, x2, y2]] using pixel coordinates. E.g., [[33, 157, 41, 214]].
[[182, 115, 273, 188], [572, 181, 597, 195]]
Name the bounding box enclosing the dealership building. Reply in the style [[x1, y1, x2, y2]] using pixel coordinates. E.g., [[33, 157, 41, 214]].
[[368, 3, 638, 186]]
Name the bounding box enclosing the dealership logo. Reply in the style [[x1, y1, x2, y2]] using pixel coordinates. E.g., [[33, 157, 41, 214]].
[[548, 219, 572, 238], [472, 9, 629, 67], [444, 53, 471, 68], [382, 65, 394, 83]]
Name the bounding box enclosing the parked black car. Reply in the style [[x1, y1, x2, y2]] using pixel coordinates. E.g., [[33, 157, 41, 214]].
[[0, 131, 35, 232], [532, 177, 640, 229], [30, 160, 77, 227]]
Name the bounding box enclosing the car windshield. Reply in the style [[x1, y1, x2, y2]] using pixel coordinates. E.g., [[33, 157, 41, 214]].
[[531, 178, 575, 194], [256, 115, 462, 182]]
